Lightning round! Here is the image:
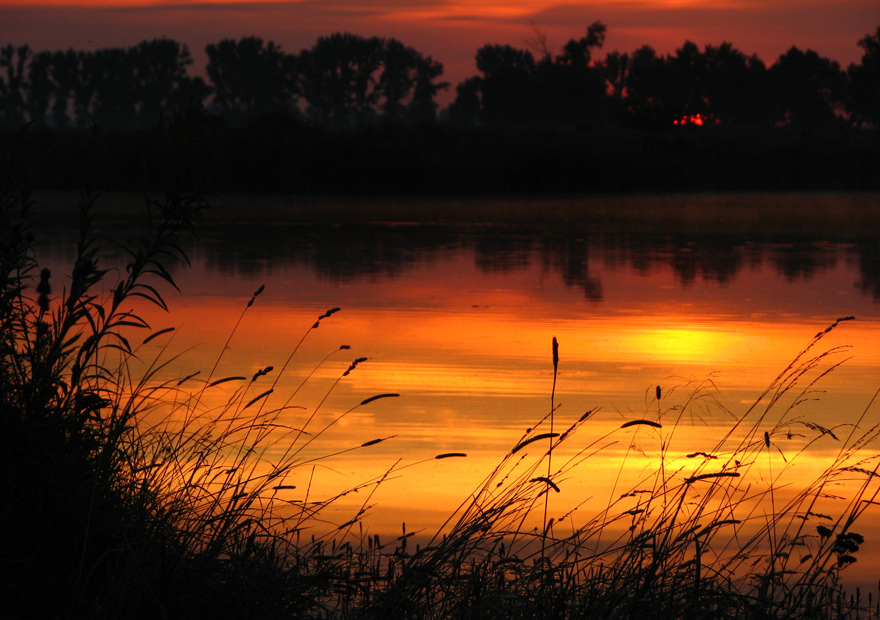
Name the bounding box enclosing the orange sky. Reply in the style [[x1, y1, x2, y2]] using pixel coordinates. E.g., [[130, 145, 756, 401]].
[[3, 0, 880, 104]]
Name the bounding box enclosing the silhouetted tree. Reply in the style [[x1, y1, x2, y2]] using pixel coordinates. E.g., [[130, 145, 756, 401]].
[[48, 50, 79, 126], [88, 47, 140, 126], [376, 38, 446, 123], [297, 33, 445, 126], [408, 50, 447, 123], [769, 47, 846, 127], [475, 44, 536, 124], [667, 41, 705, 119], [848, 26, 880, 125], [533, 21, 607, 124], [379, 38, 418, 120], [297, 33, 384, 125], [71, 51, 97, 127], [701, 43, 771, 124], [446, 76, 482, 126], [132, 39, 204, 124], [599, 50, 629, 123], [621, 45, 672, 127], [601, 50, 629, 99], [664, 41, 771, 125], [0, 45, 30, 127], [206, 37, 294, 119], [24, 51, 52, 125]]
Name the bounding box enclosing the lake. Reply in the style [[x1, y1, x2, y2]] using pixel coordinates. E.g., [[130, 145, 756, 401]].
[[34, 191, 880, 588]]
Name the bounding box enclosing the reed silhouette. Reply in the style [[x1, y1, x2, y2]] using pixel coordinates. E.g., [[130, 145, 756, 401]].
[[3, 116, 880, 619]]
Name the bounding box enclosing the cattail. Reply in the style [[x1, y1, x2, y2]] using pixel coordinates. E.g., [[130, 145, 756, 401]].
[[531, 476, 561, 493], [246, 284, 265, 307], [656, 385, 661, 401], [251, 366, 274, 382], [343, 357, 368, 376], [360, 435, 394, 448], [620, 419, 662, 429], [512, 433, 559, 454], [177, 371, 200, 386], [244, 389, 273, 410], [209, 375, 247, 387], [360, 393, 399, 406], [684, 471, 741, 484], [314, 307, 342, 327], [578, 408, 596, 423]]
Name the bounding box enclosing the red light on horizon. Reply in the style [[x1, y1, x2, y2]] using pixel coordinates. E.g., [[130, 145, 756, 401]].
[[673, 113, 723, 127], [674, 113, 705, 126]]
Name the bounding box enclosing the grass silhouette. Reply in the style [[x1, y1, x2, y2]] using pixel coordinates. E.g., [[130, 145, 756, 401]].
[[2, 127, 880, 619]]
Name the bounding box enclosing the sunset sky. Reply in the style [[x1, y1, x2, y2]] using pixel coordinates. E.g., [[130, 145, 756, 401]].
[[3, 1, 880, 104]]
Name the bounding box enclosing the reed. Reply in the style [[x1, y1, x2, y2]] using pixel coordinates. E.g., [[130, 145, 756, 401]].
[[3, 125, 879, 618], [350, 321, 880, 619], [0, 131, 403, 619]]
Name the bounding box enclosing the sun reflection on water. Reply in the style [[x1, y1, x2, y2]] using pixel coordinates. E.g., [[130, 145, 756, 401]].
[[39, 194, 880, 593]]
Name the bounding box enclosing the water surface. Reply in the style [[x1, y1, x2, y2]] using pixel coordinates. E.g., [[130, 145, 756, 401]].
[[35, 192, 880, 574]]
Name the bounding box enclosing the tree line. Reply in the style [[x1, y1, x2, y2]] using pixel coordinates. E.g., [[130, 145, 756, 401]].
[[1, 24, 879, 130], [2, 23, 879, 130], [449, 22, 880, 128], [0, 33, 446, 128]]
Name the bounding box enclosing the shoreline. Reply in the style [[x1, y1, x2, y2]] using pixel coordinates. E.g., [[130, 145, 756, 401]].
[[31, 190, 880, 237]]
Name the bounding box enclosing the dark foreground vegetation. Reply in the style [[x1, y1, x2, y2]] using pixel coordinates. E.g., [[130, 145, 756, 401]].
[[6, 116, 880, 194], [3, 114, 880, 619], [1, 23, 880, 193], [10, 116, 880, 195]]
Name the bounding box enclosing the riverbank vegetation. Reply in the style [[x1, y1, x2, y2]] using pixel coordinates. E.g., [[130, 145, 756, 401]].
[[3, 120, 880, 619], [6, 117, 880, 194], [2, 24, 879, 130], [2, 24, 880, 193]]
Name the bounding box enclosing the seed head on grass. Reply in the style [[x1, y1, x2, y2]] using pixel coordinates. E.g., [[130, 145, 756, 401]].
[[343, 357, 368, 376], [512, 433, 559, 454], [251, 365, 274, 382], [246, 284, 265, 308], [620, 419, 663, 429], [360, 393, 399, 406], [313, 307, 342, 329]]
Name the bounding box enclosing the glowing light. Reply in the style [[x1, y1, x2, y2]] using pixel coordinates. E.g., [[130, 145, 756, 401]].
[[626, 326, 736, 362], [674, 113, 707, 126]]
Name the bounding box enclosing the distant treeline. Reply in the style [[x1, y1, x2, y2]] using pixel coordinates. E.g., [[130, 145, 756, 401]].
[[2, 22, 879, 129], [2, 24, 880, 194], [0, 34, 444, 129]]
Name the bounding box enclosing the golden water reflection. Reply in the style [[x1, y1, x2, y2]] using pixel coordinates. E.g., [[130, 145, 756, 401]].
[[38, 192, 880, 590], [141, 261, 880, 565]]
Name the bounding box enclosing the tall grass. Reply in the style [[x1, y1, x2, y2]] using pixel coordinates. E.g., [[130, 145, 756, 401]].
[[3, 127, 880, 618], [0, 124, 402, 618], [349, 318, 880, 619]]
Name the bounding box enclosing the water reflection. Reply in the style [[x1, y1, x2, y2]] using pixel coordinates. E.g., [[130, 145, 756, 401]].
[[32, 192, 879, 301], [856, 240, 880, 301], [29, 193, 880, 575], [194, 219, 878, 305]]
